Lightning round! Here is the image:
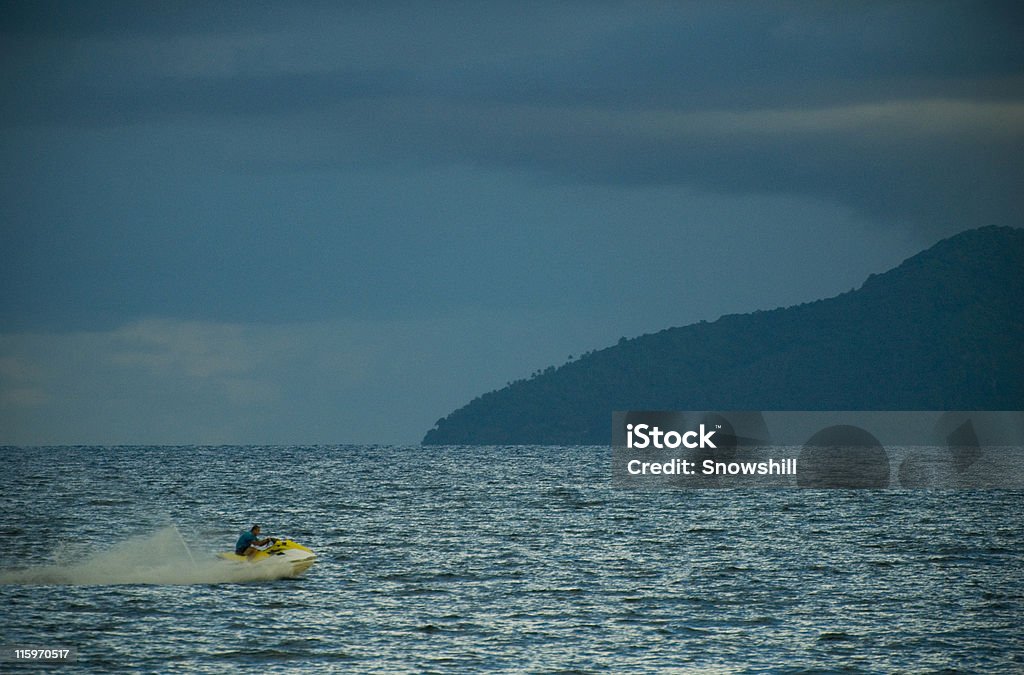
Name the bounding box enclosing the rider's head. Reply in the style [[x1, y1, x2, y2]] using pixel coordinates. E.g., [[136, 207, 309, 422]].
[[251, 524, 260, 534]]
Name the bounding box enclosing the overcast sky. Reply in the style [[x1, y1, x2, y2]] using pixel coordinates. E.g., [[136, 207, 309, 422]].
[[2, 1, 1022, 444]]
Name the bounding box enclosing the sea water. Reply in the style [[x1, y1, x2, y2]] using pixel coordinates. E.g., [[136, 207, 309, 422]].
[[0, 445, 1021, 673]]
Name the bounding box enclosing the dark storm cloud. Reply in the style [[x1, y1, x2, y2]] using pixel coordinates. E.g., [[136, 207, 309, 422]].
[[0, 0, 299, 37], [406, 1, 1024, 231], [6, 1, 1018, 235], [2, 0, 1022, 331], [431, 2, 1024, 110], [7, 2, 1023, 119], [0, 68, 412, 126]]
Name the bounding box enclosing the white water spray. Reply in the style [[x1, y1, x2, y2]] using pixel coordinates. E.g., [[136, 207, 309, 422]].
[[171, 523, 198, 568], [0, 526, 295, 586]]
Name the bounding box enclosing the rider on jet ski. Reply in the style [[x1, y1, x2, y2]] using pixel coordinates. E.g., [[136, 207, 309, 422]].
[[235, 524, 277, 559]]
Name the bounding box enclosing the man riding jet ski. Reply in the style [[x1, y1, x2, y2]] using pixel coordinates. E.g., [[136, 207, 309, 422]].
[[218, 524, 316, 576], [235, 524, 274, 559]]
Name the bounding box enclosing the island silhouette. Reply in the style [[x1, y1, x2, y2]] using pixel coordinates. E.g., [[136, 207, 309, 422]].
[[424, 226, 1024, 445]]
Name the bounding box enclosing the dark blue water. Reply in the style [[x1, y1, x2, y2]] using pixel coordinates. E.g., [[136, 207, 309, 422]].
[[1, 446, 1021, 672]]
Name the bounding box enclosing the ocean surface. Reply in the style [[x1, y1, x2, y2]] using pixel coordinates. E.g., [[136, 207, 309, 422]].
[[1, 445, 1021, 673]]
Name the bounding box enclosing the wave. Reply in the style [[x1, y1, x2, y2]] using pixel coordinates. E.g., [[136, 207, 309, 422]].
[[0, 525, 295, 586]]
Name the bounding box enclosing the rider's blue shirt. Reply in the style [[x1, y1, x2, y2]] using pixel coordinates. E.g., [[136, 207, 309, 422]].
[[235, 530, 257, 555]]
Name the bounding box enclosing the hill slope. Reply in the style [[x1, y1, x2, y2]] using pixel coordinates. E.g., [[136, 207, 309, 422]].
[[423, 226, 1024, 445]]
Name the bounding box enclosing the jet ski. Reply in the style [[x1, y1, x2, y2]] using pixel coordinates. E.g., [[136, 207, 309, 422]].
[[217, 539, 316, 577]]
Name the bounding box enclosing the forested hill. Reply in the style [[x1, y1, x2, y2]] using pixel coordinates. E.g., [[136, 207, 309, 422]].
[[423, 226, 1024, 445]]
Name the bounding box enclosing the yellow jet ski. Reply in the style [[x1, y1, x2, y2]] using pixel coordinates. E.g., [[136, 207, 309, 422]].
[[217, 539, 316, 577]]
